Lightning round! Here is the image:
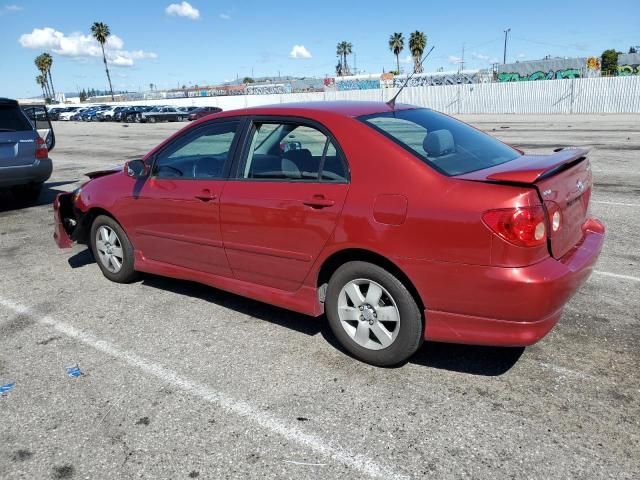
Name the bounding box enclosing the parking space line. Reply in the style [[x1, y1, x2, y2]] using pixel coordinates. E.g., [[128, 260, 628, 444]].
[[592, 200, 640, 207], [593, 270, 640, 282], [0, 297, 406, 480]]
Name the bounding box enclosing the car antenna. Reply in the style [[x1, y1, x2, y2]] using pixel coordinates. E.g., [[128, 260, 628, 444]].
[[386, 45, 435, 110]]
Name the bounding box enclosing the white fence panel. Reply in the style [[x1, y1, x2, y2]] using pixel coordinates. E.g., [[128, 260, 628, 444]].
[[112, 76, 640, 114]]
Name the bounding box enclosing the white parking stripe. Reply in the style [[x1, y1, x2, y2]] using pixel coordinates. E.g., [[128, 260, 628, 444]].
[[593, 270, 640, 283], [592, 200, 640, 207], [0, 297, 406, 480]]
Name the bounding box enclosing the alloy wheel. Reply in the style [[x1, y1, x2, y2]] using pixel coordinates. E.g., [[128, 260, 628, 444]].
[[337, 279, 400, 350], [95, 225, 124, 273]]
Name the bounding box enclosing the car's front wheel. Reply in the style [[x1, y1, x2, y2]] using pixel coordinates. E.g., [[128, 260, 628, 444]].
[[148, 116, 156, 123], [90, 215, 138, 283], [325, 261, 423, 366]]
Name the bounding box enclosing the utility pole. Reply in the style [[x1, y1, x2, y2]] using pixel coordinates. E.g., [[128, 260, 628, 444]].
[[503, 28, 511, 64], [460, 43, 466, 72]]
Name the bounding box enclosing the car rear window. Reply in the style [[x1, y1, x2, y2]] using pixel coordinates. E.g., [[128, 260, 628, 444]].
[[359, 108, 520, 176], [0, 105, 33, 132]]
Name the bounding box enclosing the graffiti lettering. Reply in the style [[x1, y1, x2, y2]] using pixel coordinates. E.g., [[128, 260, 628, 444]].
[[497, 68, 582, 82], [336, 79, 381, 91], [617, 64, 640, 76]]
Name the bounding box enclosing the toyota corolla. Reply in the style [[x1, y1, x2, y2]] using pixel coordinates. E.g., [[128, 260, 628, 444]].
[[53, 101, 605, 366]]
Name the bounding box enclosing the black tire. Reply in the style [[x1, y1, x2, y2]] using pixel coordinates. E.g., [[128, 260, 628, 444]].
[[90, 215, 138, 283], [12, 183, 43, 202], [148, 116, 156, 123], [325, 261, 423, 367]]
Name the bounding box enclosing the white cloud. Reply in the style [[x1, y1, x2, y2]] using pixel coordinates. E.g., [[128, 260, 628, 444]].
[[0, 4, 22, 14], [289, 44, 311, 59], [165, 1, 200, 20], [399, 54, 413, 64], [471, 52, 490, 61], [18, 27, 157, 67], [517, 52, 527, 59], [448, 55, 462, 65], [219, 13, 230, 20]]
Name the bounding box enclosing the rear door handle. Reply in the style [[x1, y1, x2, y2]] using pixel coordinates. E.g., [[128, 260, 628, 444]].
[[195, 189, 218, 202], [303, 197, 335, 208]]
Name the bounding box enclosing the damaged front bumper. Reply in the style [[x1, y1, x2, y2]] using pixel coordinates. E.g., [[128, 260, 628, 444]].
[[53, 192, 80, 248]]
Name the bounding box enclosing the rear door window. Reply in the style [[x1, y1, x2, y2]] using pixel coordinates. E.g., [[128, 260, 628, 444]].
[[241, 121, 348, 182], [0, 105, 33, 132], [360, 109, 520, 176]]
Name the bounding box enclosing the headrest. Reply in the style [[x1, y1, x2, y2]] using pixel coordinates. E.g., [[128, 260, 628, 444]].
[[424, 130, 455, 157], [281, 158, 301, 179]]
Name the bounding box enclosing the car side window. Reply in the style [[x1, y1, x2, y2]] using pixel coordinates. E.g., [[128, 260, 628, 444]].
[[153, 121, 239, 180], [242, 121, 347, 182]]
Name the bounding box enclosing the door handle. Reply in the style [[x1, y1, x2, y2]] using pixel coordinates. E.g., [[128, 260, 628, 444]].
[[195, 189, 218, 202], [303, 197, 335, 208]]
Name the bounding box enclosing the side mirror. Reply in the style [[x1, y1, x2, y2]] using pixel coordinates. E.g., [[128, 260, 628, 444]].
[[125, 159, 149, 178]]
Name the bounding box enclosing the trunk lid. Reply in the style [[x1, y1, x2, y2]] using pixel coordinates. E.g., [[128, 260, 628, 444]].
[[458, 147, 592, 259]]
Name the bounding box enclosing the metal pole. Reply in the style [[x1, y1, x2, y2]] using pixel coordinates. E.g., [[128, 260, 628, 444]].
[[503, 28, 511, 64]]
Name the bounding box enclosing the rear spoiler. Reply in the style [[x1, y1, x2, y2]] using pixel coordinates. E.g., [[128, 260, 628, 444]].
[[485, 147, 590, 184]]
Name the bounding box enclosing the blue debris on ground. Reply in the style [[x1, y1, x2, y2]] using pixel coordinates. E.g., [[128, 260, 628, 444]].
[[66, 366, 82, 378], [1, 382, 16, 396]]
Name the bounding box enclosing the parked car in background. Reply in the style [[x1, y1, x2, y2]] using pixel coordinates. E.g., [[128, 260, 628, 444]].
[[140, 106, 188, 123], [47, 107, 67, 121], [59, 107, 84, 121], [97, 106, 125, 121], [1, 98, 54, 200], [178, 106, 199, 114], [80, 106, 109, 122], [188, 106, 223, 121], [53, 101, 605, 366], [124, 106, 155, 123], [114, 106, 138, 122]]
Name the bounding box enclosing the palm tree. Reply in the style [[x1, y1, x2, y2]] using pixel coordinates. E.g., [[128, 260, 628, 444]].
[[91, 22, 115, 100], [336, 41, 353, 76], [34, 54, 51, 99], [35, 75, 47, 100], [409, 31, 427, 73], [41, 53, 56, 101], [389, 33, 404, 74]]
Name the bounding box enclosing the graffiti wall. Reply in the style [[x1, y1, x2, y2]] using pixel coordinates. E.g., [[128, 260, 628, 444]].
[[335, 77, 381, 91], [391, 71, 481, 87], [497, 57, 587, 82], [617, 53, 640, 76]]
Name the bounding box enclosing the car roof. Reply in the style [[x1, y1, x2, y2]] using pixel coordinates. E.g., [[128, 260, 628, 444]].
[[223, 101, 416, 118], [0, 97, 19, 107]]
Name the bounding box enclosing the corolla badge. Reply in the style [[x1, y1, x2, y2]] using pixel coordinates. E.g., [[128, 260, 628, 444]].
[[576, 180, 585, 192]]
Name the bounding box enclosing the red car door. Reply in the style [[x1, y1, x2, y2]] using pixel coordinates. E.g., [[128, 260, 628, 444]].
[[220, 120, 350, 291], [130, 120, 241, 277]]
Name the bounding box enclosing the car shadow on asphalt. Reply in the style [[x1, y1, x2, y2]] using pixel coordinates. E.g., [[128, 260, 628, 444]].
[[65, 248, 525, 376], [0, 181, 76, 213]]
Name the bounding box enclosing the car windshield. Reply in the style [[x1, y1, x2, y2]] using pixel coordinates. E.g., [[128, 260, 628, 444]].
[[359, 108, 521, 176], [0, 105, 33, 131]]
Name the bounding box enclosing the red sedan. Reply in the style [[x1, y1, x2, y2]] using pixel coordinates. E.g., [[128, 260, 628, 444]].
[[54, 102, 604, 366]]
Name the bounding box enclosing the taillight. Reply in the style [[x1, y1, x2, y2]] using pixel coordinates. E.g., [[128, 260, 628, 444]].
[[35, 136, 48, 159], [545, 201, 562, 234], [482, 206, 547, 247]]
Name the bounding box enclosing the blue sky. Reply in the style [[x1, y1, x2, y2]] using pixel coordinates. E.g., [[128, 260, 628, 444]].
[[1, 0, 638, 98]]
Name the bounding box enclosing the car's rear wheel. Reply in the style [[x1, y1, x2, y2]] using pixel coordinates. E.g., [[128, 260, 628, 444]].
[[177, 116, 183, 121], [325, 261, 423, 366], [90, 215, 138, 283]]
